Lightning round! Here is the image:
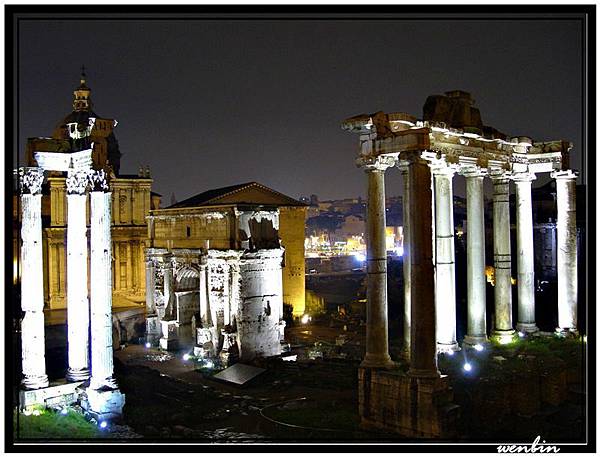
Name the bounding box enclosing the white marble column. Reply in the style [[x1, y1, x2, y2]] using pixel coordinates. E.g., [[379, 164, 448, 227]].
[[552, 170, 578, 334], [463, 171, 488, 346], [199, 261, 210, 326], [145, 257, 155, 315], [431, 164, 459, 353], [89, 172, 117, 389], [398, 162, 411, 360], [491, 174, 516, 342], [361, 155, 395, 369], [163, 262, 174, 319], [66, 169, 91, 381], [514, 173, 538, 334], [19, 167, 49, 389]]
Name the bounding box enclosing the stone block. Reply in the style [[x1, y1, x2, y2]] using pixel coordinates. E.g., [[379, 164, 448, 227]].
[[358, 367, 458, 439], [82, 387, 126, 421], [19, 381, 83, 410]]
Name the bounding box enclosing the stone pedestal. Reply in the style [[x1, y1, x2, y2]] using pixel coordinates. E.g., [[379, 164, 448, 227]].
[[219, 331, 239, 367], [66, 172, 91, 382], [194, 327, 215, 357], [145, 315, 161, 345], [361, 156, 395, 369], [358, 368, 458, 438], [491, 175, 516, 342], [553, 170, 578, 335], [463, 172, 488, 346], [159, 320, 179, 350], [19, 168, 49, 390], [81, 388, 126, 422], [431, 165, 459, 353], [514, 174, 538, 334]]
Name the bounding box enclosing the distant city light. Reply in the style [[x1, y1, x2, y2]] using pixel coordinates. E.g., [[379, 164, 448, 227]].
[[463, 362, 472, 372], [145, 342, 151, 348], [99, 420, 108, 429], [474, 344, 484, 352]]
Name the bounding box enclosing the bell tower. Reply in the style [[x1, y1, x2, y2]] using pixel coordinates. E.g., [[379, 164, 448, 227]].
[[73, 65, 92, 112]]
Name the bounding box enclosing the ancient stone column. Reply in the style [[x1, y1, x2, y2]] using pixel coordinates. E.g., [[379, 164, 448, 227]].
[[552, 170, 578, 334], [18, 167, 49, 389], [163, 262, 174, 319], [491, 173, 515, 342], [463, 171, 488, 346], [89, 171, 118, 389], [361, 155, 395, 369], [514, 173, 538, 334], [66, 169, 91, 381], [398, 162, 411, 360], [199, 261, 209, 326], [431, 164, 459, 353], [407, 158, 439, 378], [145, 257, 155, 315]]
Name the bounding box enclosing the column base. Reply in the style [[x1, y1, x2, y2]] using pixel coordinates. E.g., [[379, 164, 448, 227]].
[[81, 387, 126, 422], [491, 329, 517, 345], [462, 335, 488, 348], [90, 376, 119, 391], [21, 374, 49, 390], [360, 353, 397, 370], [516, 322, 539, 334], [66, 367, 90, 382], [145, 315, 161, 345], [555, 327, 579, 338], [437, 342, 461, 354]]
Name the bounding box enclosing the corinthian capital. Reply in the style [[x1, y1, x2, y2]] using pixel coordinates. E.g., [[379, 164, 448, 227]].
[[357, 154, 397, 171], [18, 167, 44, 195], [88, 169, 109, 192], [66, 169, 90, 195]]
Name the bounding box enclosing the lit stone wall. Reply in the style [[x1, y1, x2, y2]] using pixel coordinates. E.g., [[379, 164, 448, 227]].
[[279, 206, 307, 317], [32, 176, 152, 309]]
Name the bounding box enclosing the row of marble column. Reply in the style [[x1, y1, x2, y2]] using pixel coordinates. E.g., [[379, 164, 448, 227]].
[[19, 166, 117, 390], [360, 157, 578, 371]]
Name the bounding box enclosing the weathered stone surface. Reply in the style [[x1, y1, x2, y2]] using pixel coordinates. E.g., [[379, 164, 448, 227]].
[[358, 367, 458, 438]]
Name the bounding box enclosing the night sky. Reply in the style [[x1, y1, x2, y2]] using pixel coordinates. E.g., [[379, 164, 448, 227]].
[[17, 14, 584, 202]]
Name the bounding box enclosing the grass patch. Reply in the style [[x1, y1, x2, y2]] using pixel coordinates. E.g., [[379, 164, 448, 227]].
[[13, 407, 101, 441]]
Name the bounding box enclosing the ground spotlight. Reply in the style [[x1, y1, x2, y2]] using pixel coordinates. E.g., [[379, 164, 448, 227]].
[[518, 331, 525, 338], [100, 420, 108, 429], [474, 344, 484, 352], [61, 408, 68, 415], [301, 314, 310, 325], [145, 342, 151, 348], [182, 353, 191, 361], [463, 362, 472, 372]]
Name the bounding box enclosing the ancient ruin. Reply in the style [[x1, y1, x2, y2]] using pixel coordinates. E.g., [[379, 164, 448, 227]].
[[18, 152, 125, 420], [342, 90, 577, 438], [145, 207, 288, 364]]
